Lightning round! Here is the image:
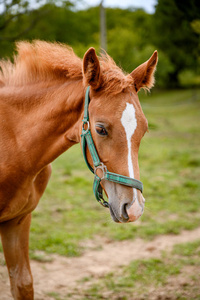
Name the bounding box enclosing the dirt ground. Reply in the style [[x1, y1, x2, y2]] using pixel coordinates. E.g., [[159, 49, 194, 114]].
[[1, 227, 200, 300]]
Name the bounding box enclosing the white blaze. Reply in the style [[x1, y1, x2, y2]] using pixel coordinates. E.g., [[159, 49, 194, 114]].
[[121, 103, 138, 202]]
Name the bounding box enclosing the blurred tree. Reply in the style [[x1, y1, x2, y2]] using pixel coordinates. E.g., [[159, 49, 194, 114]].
[[0, 0, 47, 57], [0, 0, 50, 41], [105, 8, 160, 81], [153, 0, 200, 87], [0, 1, 198, 88], [0, 0, 79, 57]]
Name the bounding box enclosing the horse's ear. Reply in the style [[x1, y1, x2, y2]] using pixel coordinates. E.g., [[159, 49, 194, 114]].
[[83, 47, 102, 90], [130, 51, 158, 92]]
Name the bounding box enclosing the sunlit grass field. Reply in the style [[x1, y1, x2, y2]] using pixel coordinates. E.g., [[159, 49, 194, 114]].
[[28, 88, 200, 257]]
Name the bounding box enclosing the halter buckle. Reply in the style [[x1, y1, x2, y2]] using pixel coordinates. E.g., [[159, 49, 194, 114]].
[[94, 162, 107, 180]]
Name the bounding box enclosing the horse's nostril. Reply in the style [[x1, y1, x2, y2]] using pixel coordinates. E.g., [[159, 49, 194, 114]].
[[122, 203, 129, 220]]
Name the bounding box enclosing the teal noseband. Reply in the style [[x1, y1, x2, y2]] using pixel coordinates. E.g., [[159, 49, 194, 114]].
[[81, 87, 143, 208]]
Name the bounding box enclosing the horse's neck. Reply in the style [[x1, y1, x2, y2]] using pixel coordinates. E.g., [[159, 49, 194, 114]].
[[2, 79, 84, 174]]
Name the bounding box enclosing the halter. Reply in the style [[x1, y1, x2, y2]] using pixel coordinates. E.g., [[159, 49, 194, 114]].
[[81, 86, 143, 208]]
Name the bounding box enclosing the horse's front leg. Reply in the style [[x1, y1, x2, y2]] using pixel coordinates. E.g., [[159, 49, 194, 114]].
[[0, 213, 33, 300]]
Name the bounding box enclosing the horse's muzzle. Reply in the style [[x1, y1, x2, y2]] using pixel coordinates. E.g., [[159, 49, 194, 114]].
[[109, 194, 145, 223]]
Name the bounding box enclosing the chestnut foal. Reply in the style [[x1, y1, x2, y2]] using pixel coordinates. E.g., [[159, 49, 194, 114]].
[[0, 41, 157, 299]]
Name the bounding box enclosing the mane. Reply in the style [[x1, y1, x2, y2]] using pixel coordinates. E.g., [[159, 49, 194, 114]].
[[0, 41, 83, 86], [99, 52, 133, 95], [0, 41, 132, 95]]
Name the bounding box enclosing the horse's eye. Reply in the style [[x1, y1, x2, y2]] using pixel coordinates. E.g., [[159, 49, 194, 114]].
[[95, 125, 108, 136]]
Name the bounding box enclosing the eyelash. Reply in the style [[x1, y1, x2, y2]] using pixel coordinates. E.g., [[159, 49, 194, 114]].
[[95, 125, 108, 136]]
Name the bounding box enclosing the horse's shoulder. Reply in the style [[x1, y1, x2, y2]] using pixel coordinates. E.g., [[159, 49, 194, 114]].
[[0, 165, 52, 223]]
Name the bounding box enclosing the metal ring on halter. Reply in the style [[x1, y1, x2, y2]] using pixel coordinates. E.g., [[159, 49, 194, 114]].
[[82, 121, 90, 133], [94, 162, 107, 180]]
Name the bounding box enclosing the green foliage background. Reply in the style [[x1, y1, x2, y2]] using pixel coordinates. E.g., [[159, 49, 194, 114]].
[[0, 0, 199, 88]]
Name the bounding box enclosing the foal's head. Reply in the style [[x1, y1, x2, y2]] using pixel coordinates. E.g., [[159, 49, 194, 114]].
[[82, 48, 158, 223]]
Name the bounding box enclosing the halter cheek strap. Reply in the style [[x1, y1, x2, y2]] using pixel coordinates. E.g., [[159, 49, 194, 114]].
[[81, 86, 143, 208]]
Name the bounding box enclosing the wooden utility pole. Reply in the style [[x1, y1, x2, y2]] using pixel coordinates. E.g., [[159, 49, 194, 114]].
[[100, 0, 107, 51]]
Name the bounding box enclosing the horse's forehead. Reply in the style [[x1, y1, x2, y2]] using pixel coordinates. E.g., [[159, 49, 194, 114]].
[[90, 91, 148, 133], [93, 91, 133, 111]]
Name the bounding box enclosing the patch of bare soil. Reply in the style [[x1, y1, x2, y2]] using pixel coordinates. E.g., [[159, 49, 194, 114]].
[[1, 227, 200, 300]]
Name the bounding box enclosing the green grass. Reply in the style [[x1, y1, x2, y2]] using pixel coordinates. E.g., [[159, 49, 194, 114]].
[[173, 240, 200, 257], [27, 88, 200, 256], [85, 259, 180, 297], [105, 258, 180, 289]]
